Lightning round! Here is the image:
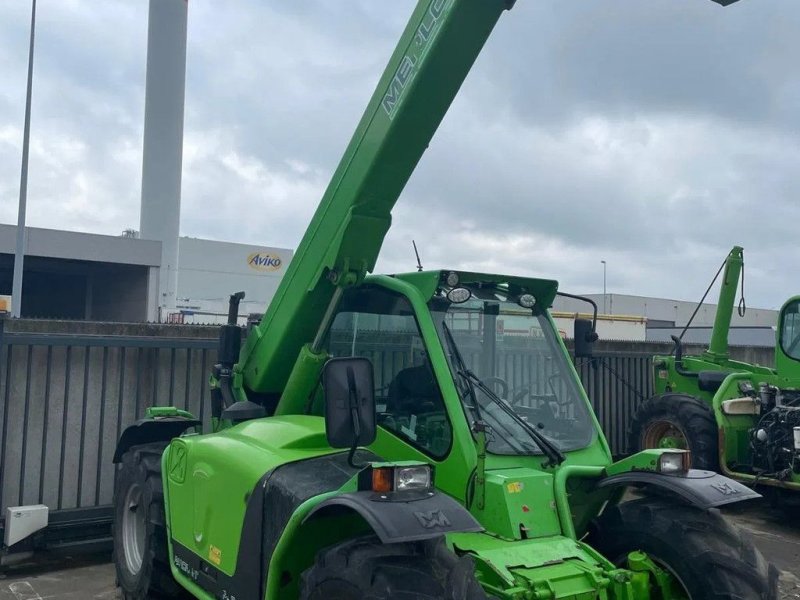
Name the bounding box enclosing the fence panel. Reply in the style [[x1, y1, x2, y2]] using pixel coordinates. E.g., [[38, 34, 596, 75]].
[[0, 328, 216, 516]]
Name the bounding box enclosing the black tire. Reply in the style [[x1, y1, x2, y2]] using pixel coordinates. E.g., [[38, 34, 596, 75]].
[[299, 535, 488, 600], [589, 498, 779, 599], [629, 393, 719, 471], [113, 442, 186, 599]]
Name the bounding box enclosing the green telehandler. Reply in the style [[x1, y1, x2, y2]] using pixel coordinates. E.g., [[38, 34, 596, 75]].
[[112, 2, 777, 599], [631, 245, 800, 496]]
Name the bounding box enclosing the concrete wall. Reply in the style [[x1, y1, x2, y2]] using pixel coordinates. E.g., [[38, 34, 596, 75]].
[[90, 265, 151, 322]]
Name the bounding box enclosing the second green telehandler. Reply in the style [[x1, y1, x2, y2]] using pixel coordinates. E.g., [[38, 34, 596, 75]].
[[632, 246, 800, 496]]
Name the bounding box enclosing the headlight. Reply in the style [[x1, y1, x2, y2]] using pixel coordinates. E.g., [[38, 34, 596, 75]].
[[363, 465, 434, 494], [447, 287, 471, 304], [394, 466, 431, 491], [518, 294, 536, 309], [445, 271, 460, 287], [658, 451, 691, 474]]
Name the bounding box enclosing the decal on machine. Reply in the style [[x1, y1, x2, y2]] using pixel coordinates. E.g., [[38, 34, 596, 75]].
[[414, 509, 451, 529], [382, 0, 453, 119], [168, 443, 188, 483], [710, 481, 741, 496], [208, 544, 222, 566], [174, 554, 199, 582], [507, 481, 525, 494]]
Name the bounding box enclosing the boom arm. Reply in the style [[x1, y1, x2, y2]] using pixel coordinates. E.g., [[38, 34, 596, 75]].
[[705, 246, 744, 360], [234, 0, 516, 408]]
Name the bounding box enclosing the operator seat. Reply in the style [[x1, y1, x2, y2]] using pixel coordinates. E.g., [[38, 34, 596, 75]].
[[386, 364, 440, 415]]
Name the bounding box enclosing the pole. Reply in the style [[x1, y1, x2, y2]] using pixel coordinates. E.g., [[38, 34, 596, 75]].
[[601, 260, 607, 315], [11, 0, 37, 319]]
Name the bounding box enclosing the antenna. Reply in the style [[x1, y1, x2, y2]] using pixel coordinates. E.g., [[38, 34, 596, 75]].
[[412, 240, 423, 272]]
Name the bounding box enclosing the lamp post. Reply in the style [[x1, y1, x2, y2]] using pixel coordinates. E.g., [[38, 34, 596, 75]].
[[11, 0, 37, 318], [600, 260, 607, 315]]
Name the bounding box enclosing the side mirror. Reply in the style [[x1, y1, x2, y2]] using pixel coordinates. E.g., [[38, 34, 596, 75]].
[[322, 357, 377, 452], [574, 319, 598, 358]]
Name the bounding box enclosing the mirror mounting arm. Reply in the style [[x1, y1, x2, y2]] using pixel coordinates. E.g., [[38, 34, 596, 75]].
[[557, 291, 599, 335]]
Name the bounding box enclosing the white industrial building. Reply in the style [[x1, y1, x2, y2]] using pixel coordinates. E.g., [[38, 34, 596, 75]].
[[552, 293, 778, 347], [0, 224, 292, 323], [172, 237, 291, 323]]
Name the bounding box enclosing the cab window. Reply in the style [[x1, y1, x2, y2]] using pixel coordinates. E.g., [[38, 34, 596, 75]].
[[326, 286, 452, 459], [781, 300, 800, 360]]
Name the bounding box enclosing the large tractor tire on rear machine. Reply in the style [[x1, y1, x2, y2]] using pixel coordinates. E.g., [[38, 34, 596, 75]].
[[589, 498, 778, 599], [300, 534, 488, 600], [113, 442, 186, 600], [629, 393, 719, 471]]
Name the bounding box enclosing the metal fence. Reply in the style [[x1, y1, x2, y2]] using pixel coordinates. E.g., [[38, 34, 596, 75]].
[[576, 353, 652, 455], [0, 322, 216, 520]]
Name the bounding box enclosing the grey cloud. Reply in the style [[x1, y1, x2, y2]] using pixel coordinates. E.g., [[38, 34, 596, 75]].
[[0, 0, 798, 312]]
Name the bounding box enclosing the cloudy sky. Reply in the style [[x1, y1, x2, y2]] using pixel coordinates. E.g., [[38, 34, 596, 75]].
[[1, 0, 798, 309]]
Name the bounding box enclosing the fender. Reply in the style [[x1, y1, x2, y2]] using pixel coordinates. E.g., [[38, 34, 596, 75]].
[[596, 469, 761, 509], [304, 490, 483, 543], [113, 415, 199, 463]]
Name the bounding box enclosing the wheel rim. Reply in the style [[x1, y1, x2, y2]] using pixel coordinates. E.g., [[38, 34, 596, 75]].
[[122, 483, 146, 575], [641, 420, 688, 450]]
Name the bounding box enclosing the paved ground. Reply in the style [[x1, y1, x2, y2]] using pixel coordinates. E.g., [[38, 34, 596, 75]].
[[721, 502, 800, 599], [1, 500, 798, 599]]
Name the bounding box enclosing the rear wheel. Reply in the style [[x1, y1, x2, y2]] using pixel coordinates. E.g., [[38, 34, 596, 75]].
[[299, 535, 487, 600], [113, 442, 186, 599], [630, 393, 719, 470], [589, 498, 778, 599]]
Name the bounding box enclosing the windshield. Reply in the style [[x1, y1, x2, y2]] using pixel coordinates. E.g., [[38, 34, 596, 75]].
[[431, 289, 596, 456]]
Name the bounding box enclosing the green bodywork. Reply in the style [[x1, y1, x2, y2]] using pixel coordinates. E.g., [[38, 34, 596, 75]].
[[160, 270, 695, 599], [652, 246, 800, 489], [117, 1, 746, 598]]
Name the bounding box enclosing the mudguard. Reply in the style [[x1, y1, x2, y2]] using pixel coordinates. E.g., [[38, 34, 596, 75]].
[[596, 469, 761, 509], [112, 416, 199, 463], [304, 490, 483, 543]]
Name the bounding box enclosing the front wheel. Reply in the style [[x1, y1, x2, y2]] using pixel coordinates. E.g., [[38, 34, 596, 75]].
[[629, 393, 719, 470], [113, 442, 186, 599], [299, 535, 487, 600], [589, 498, 778, 599]]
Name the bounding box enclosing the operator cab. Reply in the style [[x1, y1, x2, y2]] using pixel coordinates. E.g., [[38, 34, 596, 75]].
[[319, 271, 598, 462]]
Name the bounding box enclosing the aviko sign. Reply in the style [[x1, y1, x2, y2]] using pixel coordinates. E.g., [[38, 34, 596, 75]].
[[247, 252, 283, 272]]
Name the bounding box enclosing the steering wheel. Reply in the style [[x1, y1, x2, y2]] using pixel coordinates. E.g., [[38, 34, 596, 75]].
[[508, 383, 558, 407]]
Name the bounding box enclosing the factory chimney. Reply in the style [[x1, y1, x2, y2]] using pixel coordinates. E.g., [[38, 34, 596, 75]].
[[139, 0, 188, 321]]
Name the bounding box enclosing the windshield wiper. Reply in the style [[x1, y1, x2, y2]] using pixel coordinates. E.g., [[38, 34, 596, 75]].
[[441, 321, 483, 423], [462, 370, 566, 467], [441, 322, 566, 466]]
